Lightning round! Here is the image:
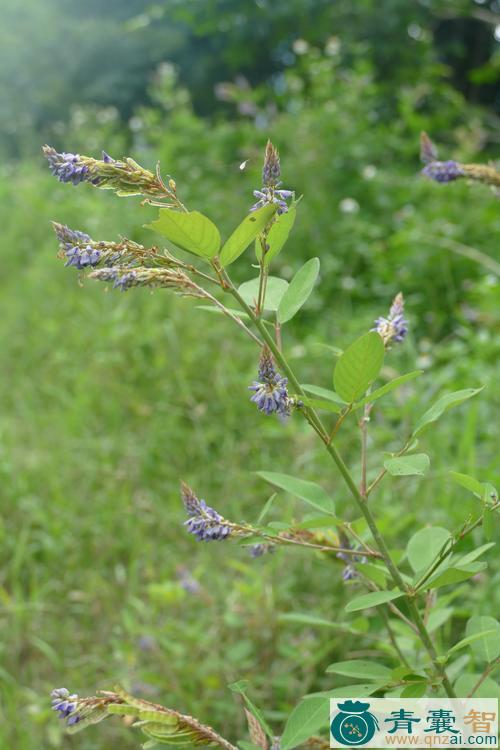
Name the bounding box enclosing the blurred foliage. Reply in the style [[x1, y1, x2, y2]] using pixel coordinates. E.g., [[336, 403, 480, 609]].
[[0, 2, 499, 749], [1, 0, 499, 157]]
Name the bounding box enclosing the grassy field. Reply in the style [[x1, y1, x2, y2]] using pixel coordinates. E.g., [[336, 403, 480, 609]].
[[0, 154, 498, 749]]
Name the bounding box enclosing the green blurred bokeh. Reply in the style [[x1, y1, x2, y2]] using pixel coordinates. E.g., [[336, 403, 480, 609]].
[[0, 2, 499, 748]]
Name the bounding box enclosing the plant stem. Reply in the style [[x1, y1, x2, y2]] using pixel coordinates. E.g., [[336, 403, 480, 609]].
[[225, 276, 456, 696]]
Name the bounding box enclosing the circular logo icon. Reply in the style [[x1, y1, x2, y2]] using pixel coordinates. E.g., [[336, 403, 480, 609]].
[[330, 701, 379, 746]]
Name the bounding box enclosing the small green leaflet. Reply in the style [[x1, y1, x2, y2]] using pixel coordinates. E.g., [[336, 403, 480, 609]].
[[465, 616, 500, 662], [238, 277, 288, 312], [345, 590, 403, 613], [384, 454, 430, 477], [412, 388, 484, 438], [256, 471, 335, 516], [351, 370, 423, 411], [447, 629, 498, 657], [426, 608, 453, 633], [424, 562, 486, 590], [301, 384, 346, 405], [146, 209, 220, 258], [280, 696, 327, 750], [220, 204, 277, 266], [356, 562, 388, 588], [334, 332, 384, 403], [326, 660, 392, 682], [301, 396, 343, 414], [277, 257, 320, 324], [406, 527, 451, 573], [256, 204, 297, 266]]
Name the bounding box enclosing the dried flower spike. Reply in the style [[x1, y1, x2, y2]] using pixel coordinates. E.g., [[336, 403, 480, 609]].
[[373, 292, 408, 348]]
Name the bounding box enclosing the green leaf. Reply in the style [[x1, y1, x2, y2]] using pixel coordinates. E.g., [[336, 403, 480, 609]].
[[256, 471, 335, 516], [280, 697, 327, 750], [257, 204, 297, 266], [384, 454, 430, 477], [277, 258, 320, 324], [345, 590, 403, 613], [238, 277, 288, 312], [454, 674, 500, 699], [333, 332, 385, 403], [425, 562, 487, 590], [412, 388, 484, 438], [315, 684, 384, 698], [447, 629, 498, 657], [301, 384, 346, 405], [356, 562, 388, 588], [427, 608, 453, 633], [401, 683, 428, 698], [455, 543, 495, 566], [300, 397, 343, 414], [352, 371, 423, 411], [326, 660, 391, 682], [465, 616, 500, 662], [220, 204, 277, 266], [146, 209, 220, 258], [449, 471, 485, 498], [406, 527, 451, 573]]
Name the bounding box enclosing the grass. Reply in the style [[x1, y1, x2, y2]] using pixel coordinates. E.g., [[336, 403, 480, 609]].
[[0, 164, 498, 749]]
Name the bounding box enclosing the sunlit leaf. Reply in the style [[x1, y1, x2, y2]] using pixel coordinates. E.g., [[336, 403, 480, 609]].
[[146, 209, 220, 258]]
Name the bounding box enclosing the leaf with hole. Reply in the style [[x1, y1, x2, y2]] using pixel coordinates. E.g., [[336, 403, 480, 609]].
[[384, 454, 430, 477]]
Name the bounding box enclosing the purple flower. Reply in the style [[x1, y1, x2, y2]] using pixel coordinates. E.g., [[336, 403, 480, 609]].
[[181, 483, 232, 542], [249, 348, 290, 417], [336, 550, 367, 581], [250, 140, 292, 214], [43, 147, 90, 185], [373, 292, 408, 348], [422, 160, 464, 183], [52, 223, 91, 248], [51, 688, 81, 726], [250, 187, 292, 215]]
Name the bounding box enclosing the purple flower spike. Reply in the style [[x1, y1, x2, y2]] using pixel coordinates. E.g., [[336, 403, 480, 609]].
[[43, 147, 89, 185], [422, 160, 464, 183], [51, 687, 81, 726], [181, 483, 232, 542], [249, 347, 290, 417]]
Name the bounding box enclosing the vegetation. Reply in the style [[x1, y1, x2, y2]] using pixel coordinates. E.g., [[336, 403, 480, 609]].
[[0, 3, 498, 749]]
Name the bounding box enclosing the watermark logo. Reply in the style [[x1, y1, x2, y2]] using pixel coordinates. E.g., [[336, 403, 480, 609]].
[[330, 698, 498, 748], [330, 700, 379, 746]]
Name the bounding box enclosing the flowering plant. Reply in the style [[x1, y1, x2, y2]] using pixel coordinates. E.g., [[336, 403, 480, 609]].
[[44, 137, 499, 748]]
